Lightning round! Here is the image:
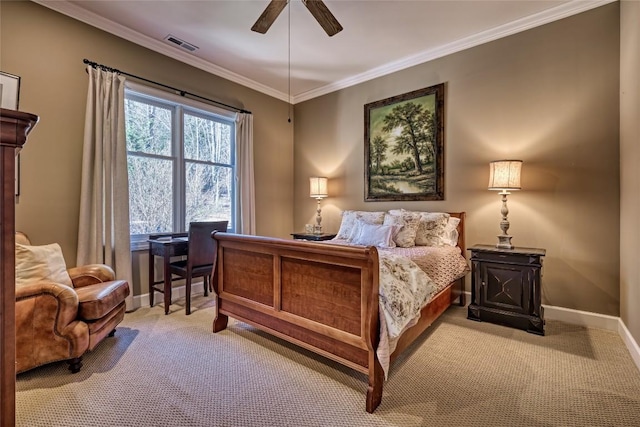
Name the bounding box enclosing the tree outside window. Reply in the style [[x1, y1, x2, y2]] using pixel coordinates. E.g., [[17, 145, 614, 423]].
[[125, 92, 235, 244]]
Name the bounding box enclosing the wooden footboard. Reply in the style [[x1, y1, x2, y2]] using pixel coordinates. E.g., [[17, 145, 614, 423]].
[[210, 212, 466, 413], [210, 234, 385, 411]]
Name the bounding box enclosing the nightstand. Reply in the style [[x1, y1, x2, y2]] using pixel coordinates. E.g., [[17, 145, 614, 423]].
[[291, 233, 336, 241], [467, 244, 546, 335]]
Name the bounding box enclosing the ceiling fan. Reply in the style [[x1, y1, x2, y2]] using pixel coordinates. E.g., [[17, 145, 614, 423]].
[[251, 0, 343, 37]]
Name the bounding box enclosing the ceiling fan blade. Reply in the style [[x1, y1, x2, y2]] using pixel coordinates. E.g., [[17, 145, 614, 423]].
[[302, 0, 343, 37], [251, 0, 289, 34]]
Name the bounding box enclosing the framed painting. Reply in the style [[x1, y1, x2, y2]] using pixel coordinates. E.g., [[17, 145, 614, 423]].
[[364, 83, 445, 201]]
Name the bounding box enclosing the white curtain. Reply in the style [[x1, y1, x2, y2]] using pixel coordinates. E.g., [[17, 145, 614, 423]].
[[236, 113, 255, 235], [77, 66, 133, 310]]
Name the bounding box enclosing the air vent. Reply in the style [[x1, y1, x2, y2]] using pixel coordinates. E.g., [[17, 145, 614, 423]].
[[164, 34, 199, 53]]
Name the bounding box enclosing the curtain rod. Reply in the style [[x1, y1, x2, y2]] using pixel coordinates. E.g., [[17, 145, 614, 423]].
[[82, 59, 251, 115]]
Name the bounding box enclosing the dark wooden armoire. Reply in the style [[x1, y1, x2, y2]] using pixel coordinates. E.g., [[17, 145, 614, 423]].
[[0, 108, 39, 427]]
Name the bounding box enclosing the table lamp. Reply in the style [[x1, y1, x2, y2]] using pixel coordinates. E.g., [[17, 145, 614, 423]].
[[488, 160, 522, 249], [309, 177, 328, 234]]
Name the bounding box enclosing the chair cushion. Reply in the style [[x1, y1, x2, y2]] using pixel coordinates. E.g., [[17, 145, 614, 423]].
[[15, 243, 73, 287], [75, 280, 130, 321], [170, 260, 213, 277], [86, 302, 126, 351]]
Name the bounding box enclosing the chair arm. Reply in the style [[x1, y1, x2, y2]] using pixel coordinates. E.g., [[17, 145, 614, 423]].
[[68, 264, 116, 287], [16, 281, 80, 327], [15, 281, 89, 373]]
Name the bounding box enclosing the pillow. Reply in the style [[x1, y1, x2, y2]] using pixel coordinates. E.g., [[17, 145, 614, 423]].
[[348, 219, 400, 248], [383, 212, 420, 248], [346, 218, 368, 242], [414, 212, 450, 246], [15, 243, 73, 288], [335, 210, 386, 240], [440, 216, 460, 246]]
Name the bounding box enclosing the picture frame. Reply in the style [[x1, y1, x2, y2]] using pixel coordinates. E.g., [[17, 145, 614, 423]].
[[364, 83, 445, 201], [0, 71, 21, 110]]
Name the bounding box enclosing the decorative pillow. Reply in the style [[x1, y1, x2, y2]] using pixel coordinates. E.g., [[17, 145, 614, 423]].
[[345, 218, 367, 242], [335, 210, 386, 240], [440, 216, 460, 246], [348, 219, 400, 248], [383, 212, 420, 248], [414, 212, 450, 246], [15, 243, 73, 287]]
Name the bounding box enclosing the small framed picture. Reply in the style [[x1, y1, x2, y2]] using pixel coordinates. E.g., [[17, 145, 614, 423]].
[[0, 71, 21, 110]]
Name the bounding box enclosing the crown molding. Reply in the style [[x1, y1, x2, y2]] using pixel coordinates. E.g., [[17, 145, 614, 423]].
[[32, 0, 290, 103], [293, 0, 617, 103], [34, 0, 615, 105]]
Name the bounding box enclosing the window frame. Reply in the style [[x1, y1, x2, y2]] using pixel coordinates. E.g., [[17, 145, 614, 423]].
[[124, 82, 237, 251]]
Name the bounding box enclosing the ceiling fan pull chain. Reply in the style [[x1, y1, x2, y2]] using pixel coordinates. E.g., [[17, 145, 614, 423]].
[[288, 1, 292, 123]]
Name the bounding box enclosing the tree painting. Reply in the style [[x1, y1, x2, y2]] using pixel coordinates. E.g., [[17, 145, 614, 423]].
[[364, 84, 444, 201]]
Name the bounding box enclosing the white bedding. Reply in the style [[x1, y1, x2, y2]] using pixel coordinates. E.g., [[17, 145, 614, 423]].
[[326, 239, 469, 378]]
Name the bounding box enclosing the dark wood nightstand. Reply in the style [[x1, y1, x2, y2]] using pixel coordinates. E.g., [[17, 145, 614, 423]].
[[291, 233, 336, 241], [467, 244, 546, 335]]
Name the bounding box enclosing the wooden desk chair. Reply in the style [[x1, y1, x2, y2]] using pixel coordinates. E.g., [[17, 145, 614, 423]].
[[169, 221, 228, 315]]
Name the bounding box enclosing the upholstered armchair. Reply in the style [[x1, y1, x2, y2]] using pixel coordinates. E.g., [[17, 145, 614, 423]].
[[15, 232, 130, 373]]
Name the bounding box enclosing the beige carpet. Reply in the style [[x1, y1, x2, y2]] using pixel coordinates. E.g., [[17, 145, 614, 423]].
[[16, 296, 640, 427]]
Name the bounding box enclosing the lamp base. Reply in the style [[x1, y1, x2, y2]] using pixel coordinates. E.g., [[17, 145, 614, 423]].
[[496, 234, 514, 249], [315, 198, 323, 234]]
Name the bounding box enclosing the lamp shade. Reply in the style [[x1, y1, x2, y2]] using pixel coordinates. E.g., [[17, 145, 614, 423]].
[[309, 177, 328, 198], [488, 160, 522, 190]]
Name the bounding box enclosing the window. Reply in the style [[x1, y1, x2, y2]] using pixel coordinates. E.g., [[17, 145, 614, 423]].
[[124, 85, 236, 249]]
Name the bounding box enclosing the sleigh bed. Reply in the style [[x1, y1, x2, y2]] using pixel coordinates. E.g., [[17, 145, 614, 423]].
[[210, 211, 468, 413]]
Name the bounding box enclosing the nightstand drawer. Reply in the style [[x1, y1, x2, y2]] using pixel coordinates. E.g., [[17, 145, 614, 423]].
[[472, 251, 540, 266]]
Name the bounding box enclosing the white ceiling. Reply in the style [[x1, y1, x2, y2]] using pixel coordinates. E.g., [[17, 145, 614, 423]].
[[35, 0, 613, 103]]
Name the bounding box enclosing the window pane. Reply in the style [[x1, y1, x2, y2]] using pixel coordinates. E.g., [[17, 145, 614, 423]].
[[125, 99, 172, 156], [128, 156, 173, 234], [185, 162, 232, 229], [184, 113, 231, 164]]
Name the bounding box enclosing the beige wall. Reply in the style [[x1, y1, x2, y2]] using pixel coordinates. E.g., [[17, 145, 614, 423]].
[[1, 1, 294, 297], [1, 2, 631, 320], [294, 4, 621, 315], [620, 0, 640, 342]]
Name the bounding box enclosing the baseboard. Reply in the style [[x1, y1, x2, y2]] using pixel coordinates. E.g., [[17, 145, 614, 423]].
[[461, 292, 640, 373], [542, 304, 620, 331], [542, 305, 639, 373], [619, 319, 640, 373]]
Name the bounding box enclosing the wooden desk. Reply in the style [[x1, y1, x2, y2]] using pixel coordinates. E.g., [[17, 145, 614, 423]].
[[148, 234, 188, 315]]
